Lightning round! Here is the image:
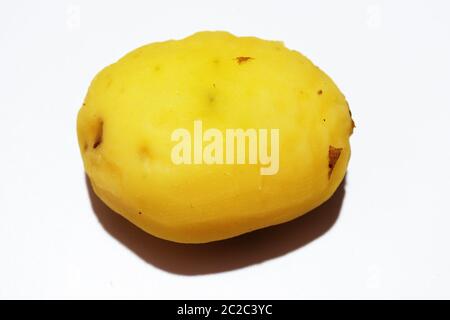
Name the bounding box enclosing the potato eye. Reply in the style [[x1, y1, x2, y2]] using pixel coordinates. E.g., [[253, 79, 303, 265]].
[[93, 119, 103, 149]]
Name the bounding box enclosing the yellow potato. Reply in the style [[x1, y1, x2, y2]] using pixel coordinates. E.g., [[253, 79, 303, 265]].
[[77, 31, 354, 243]]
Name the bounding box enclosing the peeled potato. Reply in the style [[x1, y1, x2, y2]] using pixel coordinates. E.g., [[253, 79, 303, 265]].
[[77, 31, 353, 243]]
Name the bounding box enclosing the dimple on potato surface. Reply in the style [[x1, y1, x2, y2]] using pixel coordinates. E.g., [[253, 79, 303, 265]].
[[77, 31, 354, 243]]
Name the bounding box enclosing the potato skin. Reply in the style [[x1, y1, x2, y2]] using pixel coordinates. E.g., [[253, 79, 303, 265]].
[[77, 31, 353, 243]]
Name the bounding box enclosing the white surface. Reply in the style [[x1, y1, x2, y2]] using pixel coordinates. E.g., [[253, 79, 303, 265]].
[[1, 0, 450, 299]]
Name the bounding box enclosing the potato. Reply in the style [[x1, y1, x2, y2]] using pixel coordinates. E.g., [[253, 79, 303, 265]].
[[77, 31, 353, 243]]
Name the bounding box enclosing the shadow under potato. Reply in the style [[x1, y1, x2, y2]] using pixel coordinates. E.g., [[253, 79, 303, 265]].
[[86, 175, 346, 275]]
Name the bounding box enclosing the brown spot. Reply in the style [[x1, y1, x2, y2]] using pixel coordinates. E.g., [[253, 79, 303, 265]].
[[346, 100, 355, 135], [93, 119, 103, 149], [328, 145, 343, 179], [131, 52, 142, 60], [139, 144, 151, 160], [317, 89, 323, 95], [138, 211, 142, 215], [236, 56, 253, 64], [323, 119, 326, 122]]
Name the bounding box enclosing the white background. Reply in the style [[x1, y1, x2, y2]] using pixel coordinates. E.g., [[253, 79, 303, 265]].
[[1, 0, 450, 299]]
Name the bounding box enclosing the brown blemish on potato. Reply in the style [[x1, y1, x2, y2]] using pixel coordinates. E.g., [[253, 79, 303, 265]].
[[317, 89, 323, 95], [346, 100, 355, 135], [236, 56, 253, 64], [328, 145, 342, 179], [138, 211, 142, 215], [93, 119, 103, 149], [105, 78, 113, 88], [132, 52, 142, 60], [139, 144, 151, 160]]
